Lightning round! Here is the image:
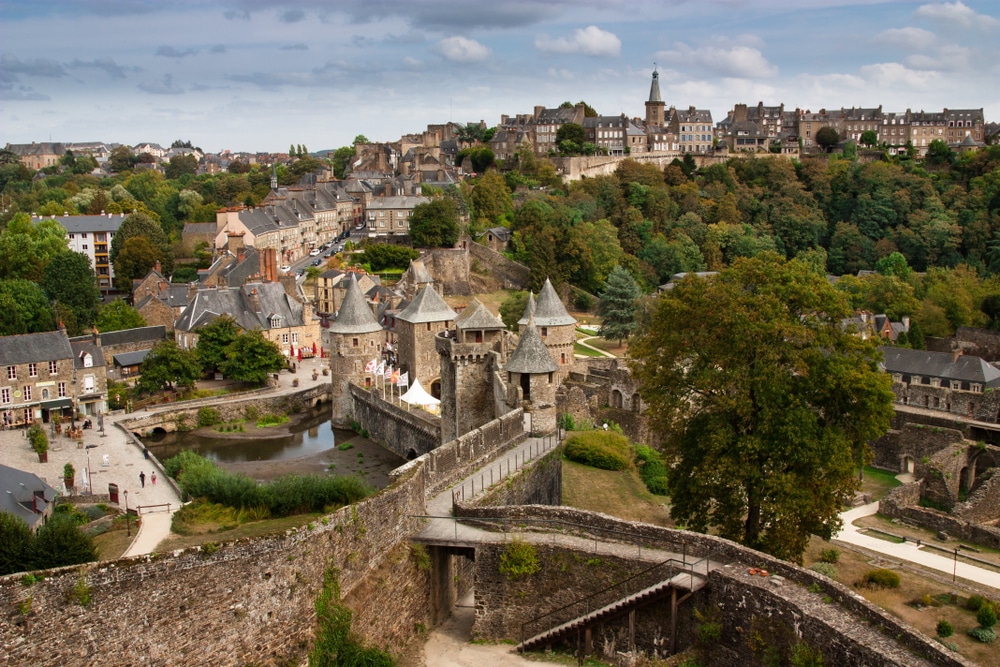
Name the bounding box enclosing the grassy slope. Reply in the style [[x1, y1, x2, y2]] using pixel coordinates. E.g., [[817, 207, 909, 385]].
[[561, 459, 672, 528]]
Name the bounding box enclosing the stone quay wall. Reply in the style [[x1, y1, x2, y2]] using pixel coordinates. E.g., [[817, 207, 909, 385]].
[[0, 466, 430, 667], [390, 408, 526, 499], [453, 504, 971, 667], [122, 384, 331, 436], [350, 384, 440, 459]]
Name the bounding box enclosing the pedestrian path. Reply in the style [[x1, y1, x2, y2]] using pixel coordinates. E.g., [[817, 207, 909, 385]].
[[834, 501, 1000, 590]]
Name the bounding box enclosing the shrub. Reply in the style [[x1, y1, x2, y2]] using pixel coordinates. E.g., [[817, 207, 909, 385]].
[[197, 406, 221, 427], [256, 413, 289, 428], [28, 424, 48, 455], [978, 604, 997, 629], [810, 562, 837, 579], [966, 594, 986, 612], [937, 619, 954, 638], [862, 569, 900, 589], [563, 431, 630, 471], [819, 548, 840, 564], [634, 445, 668, 495], [968, 627, 996, 643], [558, 413, 576, 431], [574, 292, 594, 311], [499, 538, 540, 580]]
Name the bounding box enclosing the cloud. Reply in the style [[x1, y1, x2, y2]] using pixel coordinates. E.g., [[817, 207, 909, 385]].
[[905, 43, 970, 71], [279, 8, 305, 23], [138, 73, 184, 95], [435, 36, 490, 63], [280, 44, 309, 51], [535, 26, 621, 57], [156, 45, 198, 58], [859, 62, 938, 89], [337, 1, 562, 30], [657, 41, 778, 78], [66, 57, 135, 79], [914, 1, 1000, 31], [1, 53, 66, 78], [0, 83, 50, 101], [224, 9, 250, 20], [402, 56, 423, 68], [875, 26, 937, 48], [210, 45, 228, 54]]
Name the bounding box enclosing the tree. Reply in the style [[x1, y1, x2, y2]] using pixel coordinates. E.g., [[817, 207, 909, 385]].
[[219, 329, 286, 385], [0, 279, 55, 334], [409, 198, 460, 248], [165, 154, 198, 179], [108, 145, 133, 173], [195, 315, 241, 375], [41, 251, 101, 333], [109, 211, 173, 276], [113, 236, 162, 289], [598, 265, 641, 346], [470, 170, 513, 229], [556, 123, 586, 147], [500, 291, 529, 332], [816, 127, 840, 153], [875, 251, 911, 280], [356, 244, 419, 272], [332, 146, 355, 179], [0, 512, 33, 575], [353, 135, 369, 145], [860, 130, 878, 147], [925, 139, 955, 167], [0, 213, 70, 282], [95, 299, 146, 332], [29, 512, 98, 570], [134, 340, 202, 395], [629, 253, 895, 562]]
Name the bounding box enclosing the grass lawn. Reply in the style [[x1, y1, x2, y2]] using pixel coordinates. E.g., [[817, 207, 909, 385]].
[[155, 511, 327, 553], [573, 342, 607, 358], [561, 459, 672, 527], [93, 527, 135, 561], [804, 536, 999, 666], [860, 465, 903, 500], [585, 336, 627, 357]]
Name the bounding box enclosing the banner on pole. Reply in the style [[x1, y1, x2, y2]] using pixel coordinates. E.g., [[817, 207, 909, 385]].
[[398, 371, 409, 388], [365, 359, 377, 373]]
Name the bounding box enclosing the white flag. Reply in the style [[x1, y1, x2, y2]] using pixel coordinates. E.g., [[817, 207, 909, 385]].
[[375, 361, 385, 376], [398, 371, 409, 388], [384, 364, 393, 380]]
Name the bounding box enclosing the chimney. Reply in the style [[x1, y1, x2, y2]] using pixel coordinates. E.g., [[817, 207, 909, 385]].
[[952, 348, 962, 363], [92, 326, 99, 345], [248, 287, 261, 313], [734, 104, 748, 122], [534, 105, 544, 120], [154, 260, 162, 275]]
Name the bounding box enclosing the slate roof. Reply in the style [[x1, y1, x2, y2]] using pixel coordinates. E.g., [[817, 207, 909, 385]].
[[506, 321, 558, 374], [396, 285, 458, 324], [174, 282, 306, 333], [113, 349, 152, 367], [532, 278, 576, 327], [32, 213, 127, 234], [517, 291, 536, 326], [456, 299, 504, 331], [366, 195, 430, 211], [0, 330, 73, 365], [0, 464, 57, 530], [880, 347, 1000, 388], [98, 325, 167, 347], [329, 275, 383, 334], [70, 339, 106, 368], [183, 222, 217, 235], [648, 69, 662, 103]]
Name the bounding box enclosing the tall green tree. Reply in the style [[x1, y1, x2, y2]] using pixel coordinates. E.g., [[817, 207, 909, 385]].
[[108, 145, 133, 173], [815, 127, 840, 153], [470, 170, 513, 229], [0, 279, 56, 334], [629, 253, 894, 562], [0, 213, 69, 282], [134, 340, 202, 395], [195, 315, 242, 375], [41, 251, 101, 334], [598, 265, 641, 346], [0, 512, 33, 575], [860, 130, 878, 147], [95, 299, 146, 332], [332, 146, 355, 179], [109, 211, 173, 277], [219, 329, 286, 385], [113, 236, 163, 289], [165, 154, 198, 179], [29, 512, 98, 571], [409, 198, 460, 248]]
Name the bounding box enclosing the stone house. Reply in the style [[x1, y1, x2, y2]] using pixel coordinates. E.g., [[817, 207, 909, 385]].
[[132, 262, 191, 329], [0, 329, 105, 426], [0, 464, 58, 531], [881, 347, 1000, 421], [668, 106, 714, 154], [97, 326, 167, 380], [364, 195, 430, 237], [477, 227, 511, 253], [4, 142, 65, 170]]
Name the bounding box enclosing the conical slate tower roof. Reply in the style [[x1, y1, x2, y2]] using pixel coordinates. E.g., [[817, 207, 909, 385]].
[[506, 319, 558, 374], [328, 274, 382, 334], [517, 291, 536, 326], [397, 285, 458, 324], [456, 298, 504, 331], [648, 67, 662, 103], [532, 278, 576, 326]]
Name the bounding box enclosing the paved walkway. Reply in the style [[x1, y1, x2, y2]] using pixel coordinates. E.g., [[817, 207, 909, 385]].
[[2, 356, 332, 558], [834, 501, 1000, 591]]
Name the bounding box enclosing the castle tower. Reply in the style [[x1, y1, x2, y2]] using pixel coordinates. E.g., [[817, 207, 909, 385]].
[[645, 66, 665, 128], [326, 275, 384, 425], [520, 278, 576, 380], [401, 259, 436, 300], [506, 317, 559, 435], [396, 284, 458, 397], [438, 299, 509, 442]]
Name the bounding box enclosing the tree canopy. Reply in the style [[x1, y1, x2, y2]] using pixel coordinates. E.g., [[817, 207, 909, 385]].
[[409, 198, 460, 248], [194, 315, 241, 375], [41, 251, 101, 335], [629, 253, 895, 561], [0, 279, 56, 335], [134, 340, 202, 395], [218, 329, 286, 385], [109, 211, 173, 278], [95, 299, 146, 332], [598, 265, 641, 345], [0, 213, 69, 282], [816, 126, 840, 152]]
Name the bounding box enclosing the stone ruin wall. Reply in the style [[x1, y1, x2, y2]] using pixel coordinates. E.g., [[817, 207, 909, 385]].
[[0, 466, 429, 667]]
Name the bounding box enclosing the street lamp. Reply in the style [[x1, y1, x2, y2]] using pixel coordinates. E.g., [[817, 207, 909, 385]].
[[85, 444, 97, 494], [98, 410, 105, 438], [124, 490, 130, 537]]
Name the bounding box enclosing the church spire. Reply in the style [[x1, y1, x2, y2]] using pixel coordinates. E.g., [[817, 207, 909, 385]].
[[648, 64, 662, 103], [270, 163, 278, 190]]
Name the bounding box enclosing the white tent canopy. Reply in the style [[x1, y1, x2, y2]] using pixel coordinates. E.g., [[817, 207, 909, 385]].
[[400, 379, 440, 408]]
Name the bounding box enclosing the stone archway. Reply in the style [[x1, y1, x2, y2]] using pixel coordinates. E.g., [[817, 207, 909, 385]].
[[901, 455, 915, 474], [631, 393, 641, 413], [612, 389, 623, 409]]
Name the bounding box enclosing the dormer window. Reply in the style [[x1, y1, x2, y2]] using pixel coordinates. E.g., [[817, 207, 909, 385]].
[[951, 380, 962, 390], [80, 352, 93, 368], [270, 316, 281, 328], [971, 383, 982, 393]]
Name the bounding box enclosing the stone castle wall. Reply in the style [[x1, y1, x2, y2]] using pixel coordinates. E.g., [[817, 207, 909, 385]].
[[461, 443, 562, 510], [871, 423, 965, 473], [350, 384, 440, 459], [466, 241, 531, 291], [954, 326, 1000, 361], [0, 466, 430, 667], [881, 483, 1000, 549]]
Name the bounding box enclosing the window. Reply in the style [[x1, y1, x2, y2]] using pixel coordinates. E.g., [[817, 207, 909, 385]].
[[951, 380, 962, 390], [352, 338, 359, 347], [282, 333, 289, 344], [41, 388, 49, 399], [7, 366, 15, 380], [83, 376, 94, 393], [82, 245, 88, 250], [58, 382, 66, 397], [23, 385, 31, 401], [80, 352, 93, 368], [270, 316, 281, 328], [541, 327, 548, 338], [1, 388, 9, 404], [28, 363, 37, 377], [291, 333, 298, 344]]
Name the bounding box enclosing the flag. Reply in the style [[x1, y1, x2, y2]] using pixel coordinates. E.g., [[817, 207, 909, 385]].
[[398, 371, 409, 388], [390, 369, 399, 384], [365, 359, 377, 373], [375, 361, 385, 376], [384, 365, 393, 380]]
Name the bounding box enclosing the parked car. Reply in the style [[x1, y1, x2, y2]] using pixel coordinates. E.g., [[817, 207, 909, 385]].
[[336, 243, 344, 252], [280, 265, 291, 273], [309, 249, 321, 256], [312, 258, 322, 266]]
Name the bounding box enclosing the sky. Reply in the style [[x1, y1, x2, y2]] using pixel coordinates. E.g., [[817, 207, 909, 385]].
[[1, 0, 998, 154]]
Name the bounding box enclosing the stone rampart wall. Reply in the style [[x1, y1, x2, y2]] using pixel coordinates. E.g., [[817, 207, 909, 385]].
[[453, 504, 969, 667], [466, 241, 530, 291], [122, 384, 330, 436], [350, 384, 440, 459], [0, 466, 430, 667], [464, 444, 562, 509], [871, 423, 965, 472], [954, 326, 1000, 362], [880, 484, 1000, 549], [956, 469, 1000, 523]]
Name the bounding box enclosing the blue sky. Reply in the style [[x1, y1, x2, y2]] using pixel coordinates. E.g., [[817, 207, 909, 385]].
[[1, 0, 997, 153]]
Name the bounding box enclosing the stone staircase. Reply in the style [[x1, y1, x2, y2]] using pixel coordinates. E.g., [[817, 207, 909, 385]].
[[516, 569, 707, 653]]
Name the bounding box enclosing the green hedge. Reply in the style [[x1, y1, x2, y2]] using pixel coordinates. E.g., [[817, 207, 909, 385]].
[[563, 431, 630, 471], [634, 445, 668, 495], [862, 568, 900, 589]]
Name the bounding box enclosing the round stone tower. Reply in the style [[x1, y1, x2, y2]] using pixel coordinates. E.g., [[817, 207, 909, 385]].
[[519, 278, 577, 381], [506, 317, 559, 435], [326, 274, 384, 425]]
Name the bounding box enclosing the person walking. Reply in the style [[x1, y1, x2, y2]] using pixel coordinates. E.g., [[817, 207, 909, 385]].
[[139, 471, 146, 488], [151, 472, 157, 486]]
